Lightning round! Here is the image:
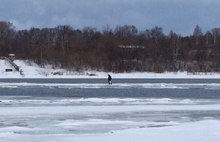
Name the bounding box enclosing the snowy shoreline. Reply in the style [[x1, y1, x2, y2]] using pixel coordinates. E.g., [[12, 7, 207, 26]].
[[1, 59, 220, 79]]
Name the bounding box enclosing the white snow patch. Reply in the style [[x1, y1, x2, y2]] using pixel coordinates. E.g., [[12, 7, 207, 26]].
[[0, 98, 200, 106]]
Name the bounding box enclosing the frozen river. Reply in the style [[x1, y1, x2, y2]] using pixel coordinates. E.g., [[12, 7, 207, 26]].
[[0, 79, 220, 142]]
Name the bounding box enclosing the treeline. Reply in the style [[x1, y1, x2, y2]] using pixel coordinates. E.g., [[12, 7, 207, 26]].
[[1, 21, 220, 72]]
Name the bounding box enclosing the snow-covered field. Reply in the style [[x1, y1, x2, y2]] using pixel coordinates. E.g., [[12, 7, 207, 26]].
[[1, 59, 220, 78]]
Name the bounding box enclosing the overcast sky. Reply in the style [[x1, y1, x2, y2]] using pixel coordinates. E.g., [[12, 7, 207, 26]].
[[0, 0, 220, 35]]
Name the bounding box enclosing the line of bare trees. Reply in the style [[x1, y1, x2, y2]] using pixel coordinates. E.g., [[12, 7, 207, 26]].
[[1, 21, 220, 73]]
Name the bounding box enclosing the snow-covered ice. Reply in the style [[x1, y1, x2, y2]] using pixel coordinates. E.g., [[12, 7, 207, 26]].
[[0, 89, 220, 142], [0, 104, 220, 142]]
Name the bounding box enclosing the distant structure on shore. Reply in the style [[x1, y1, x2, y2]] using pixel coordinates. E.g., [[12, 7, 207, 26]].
[[0, 54, 20, 72], [8, 54, 16, 61], [119, 45, 145, 49]]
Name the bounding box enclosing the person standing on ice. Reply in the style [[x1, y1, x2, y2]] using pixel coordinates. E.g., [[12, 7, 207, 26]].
[[108, 74, 112, 85]]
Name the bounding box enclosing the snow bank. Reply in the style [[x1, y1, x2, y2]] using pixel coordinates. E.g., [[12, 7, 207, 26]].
[[1, 59, 220, 78]]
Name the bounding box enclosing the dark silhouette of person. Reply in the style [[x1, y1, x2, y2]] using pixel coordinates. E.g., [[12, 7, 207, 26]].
[[108, 74, 112, 85]]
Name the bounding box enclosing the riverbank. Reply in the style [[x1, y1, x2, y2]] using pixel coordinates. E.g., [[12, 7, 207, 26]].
[[1, 59, 220, 79]]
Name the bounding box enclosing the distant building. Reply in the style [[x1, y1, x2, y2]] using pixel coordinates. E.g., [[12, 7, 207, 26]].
[[119, 45, 145, 49], [118, 45, 145, 71]]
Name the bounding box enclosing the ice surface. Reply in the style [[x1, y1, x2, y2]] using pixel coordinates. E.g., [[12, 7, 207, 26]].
[[0, 89, 220, 142], [0, 104, 220, 142]]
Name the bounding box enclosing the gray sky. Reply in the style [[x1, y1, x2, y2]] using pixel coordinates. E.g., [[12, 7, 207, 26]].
[[0, 0, 220, 35]]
